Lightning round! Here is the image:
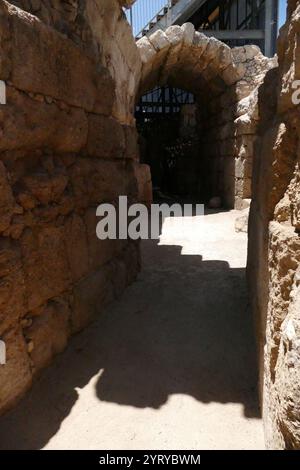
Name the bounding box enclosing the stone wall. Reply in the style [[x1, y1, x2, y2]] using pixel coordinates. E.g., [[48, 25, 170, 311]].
[[203, 46, 276, 208], [8, 0, 141, 123], [247, 0, 300, 449], [0, 0, 144, 413], [136, 25, 275, 208]]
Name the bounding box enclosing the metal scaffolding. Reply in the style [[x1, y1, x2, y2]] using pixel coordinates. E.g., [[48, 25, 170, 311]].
[[127, 0, 278, 57], [136, 86, 195, 122]]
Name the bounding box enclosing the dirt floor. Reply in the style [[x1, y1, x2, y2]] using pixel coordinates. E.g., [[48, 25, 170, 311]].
[[0, 209, 265, 450]]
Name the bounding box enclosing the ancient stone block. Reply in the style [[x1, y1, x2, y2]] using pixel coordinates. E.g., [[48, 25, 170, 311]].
[[84, 208, 125, 272], [86, 115, 125, 159], [123, 125, 139, 161], [63, 214, 89, 283], [0, 86, 88, 153], [20, 226, 71, 311], [181, 23, 195, 45], [0, 238, 26, 335], [69, 158, 137, 209], [71, 265, 114, 333], [22, 170, 68, 205], [133, 163, 152, 206], [235, 157, 253, 179], [149, 29, 170, 51], [244, 45, 261, 60], [24, 297, 71, 374], [0, 327, 32, 413], [0, 161, 14, 232], [165, 25, 184, 47], [4, 1, 115, 114], [137, 36, 156, 64], [235, 177, 252, 198], [222, 63, 246, 85], [235, 114, 257, 135]]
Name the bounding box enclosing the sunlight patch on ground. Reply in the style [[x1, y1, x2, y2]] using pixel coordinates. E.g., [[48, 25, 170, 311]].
[[159, 211, 248, 268]]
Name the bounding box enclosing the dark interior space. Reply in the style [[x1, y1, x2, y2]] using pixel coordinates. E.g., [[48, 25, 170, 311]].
[[136, 86, 211, 203]]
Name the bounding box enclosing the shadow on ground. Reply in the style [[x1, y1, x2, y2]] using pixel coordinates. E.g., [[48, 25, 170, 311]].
[[0, 240, 260, 449]]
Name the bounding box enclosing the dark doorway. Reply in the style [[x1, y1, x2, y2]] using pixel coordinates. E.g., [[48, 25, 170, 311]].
[[136, 86, 210, 202]]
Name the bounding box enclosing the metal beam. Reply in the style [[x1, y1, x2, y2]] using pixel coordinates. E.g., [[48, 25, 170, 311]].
[[199, 29, 265, 40], [150, 0, 208, 35], [264, 0, 276, 57]]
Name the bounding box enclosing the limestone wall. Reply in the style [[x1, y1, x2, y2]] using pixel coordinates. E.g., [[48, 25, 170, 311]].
[[248, 0, 300, 449], [200, 46, 275, 208], [136, 25, 275, 208], [0, 0, 144, 413]]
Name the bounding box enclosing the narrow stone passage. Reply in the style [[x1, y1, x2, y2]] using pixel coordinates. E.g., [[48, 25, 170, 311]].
[[0, 210, 264, 450]]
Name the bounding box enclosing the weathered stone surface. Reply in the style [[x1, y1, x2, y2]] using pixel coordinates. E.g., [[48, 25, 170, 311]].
[[133, 163, 152, 206], [222, 63, 246, 85], [119, 0, 136, 7], [0, 239, 26, 335], [124, 125, 140, 161], [235, 114, 257, 135], [0, 86, 88, 153], [24, 297, 71, 374], [248, 3, 300, 449], [137, 36, 156, 64], [22, 170, 68, 205], [165, 25, 184, 46], [236, 89, 259, 119], [63, 214, 89, 283], [274, 265, 300, 448], [245, 45, 260, 60], [71, 265, 114, 334], [69, 159, 137, 209], [0, 327, 32, 413], [149, 29, 170, 51], [181, 22, 195, 45], [86, 115, 125, 159], [84, 208, 125, 272], [20, 226, 71, 311], [2, 1, 115, 114], [0, 161, 15, 232], [85, 0, 141, 124]]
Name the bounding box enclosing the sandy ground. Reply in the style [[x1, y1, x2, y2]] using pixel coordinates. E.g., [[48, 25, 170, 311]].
[[0, 209, 265, 450]]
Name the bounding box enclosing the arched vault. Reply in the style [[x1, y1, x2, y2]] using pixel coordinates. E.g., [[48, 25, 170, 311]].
[[135, 23, 276, 209], [136, 24, 246, 101]]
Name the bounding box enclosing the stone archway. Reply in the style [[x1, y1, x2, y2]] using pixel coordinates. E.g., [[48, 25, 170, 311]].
[[135, 24, 276, 208]]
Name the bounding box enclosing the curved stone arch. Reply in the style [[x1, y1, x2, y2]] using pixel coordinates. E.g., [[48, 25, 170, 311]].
[[135, 24, 276, 208], [136, 24, 246, 100]]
